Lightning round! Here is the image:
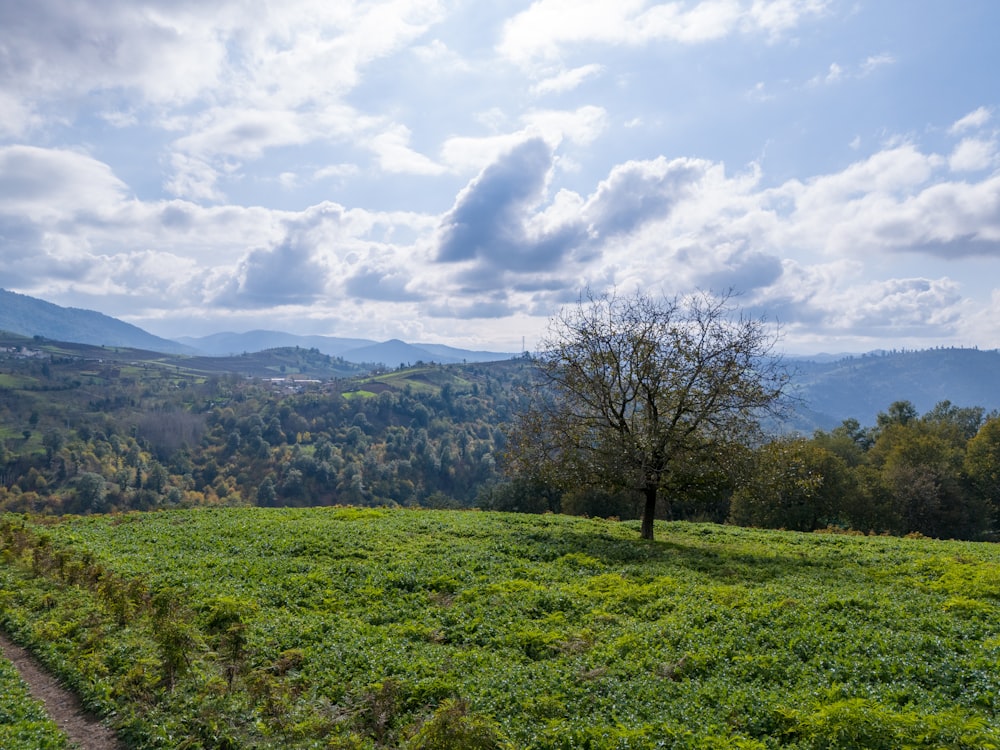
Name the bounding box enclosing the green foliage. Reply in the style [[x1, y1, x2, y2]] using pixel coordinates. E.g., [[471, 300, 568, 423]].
[[0, 655, 68, 749], [1, 508, 998, 748], [729, 439, 853, 531], [965, 416, 1000, 514], [780, 696, 998, 749], [0, 350, 531, 515], [742, 402, 1000, 540], [405, 699, 508, 749]]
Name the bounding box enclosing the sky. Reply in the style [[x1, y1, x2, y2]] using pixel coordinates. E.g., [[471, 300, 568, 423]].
[[2, 0, 1000, 355]]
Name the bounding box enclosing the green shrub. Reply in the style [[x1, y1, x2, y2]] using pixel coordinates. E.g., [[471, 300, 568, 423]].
[[405, 699, 507, 750]]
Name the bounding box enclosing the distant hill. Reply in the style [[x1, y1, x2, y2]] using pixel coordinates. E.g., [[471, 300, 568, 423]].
[[786, 348, 1000, 431], [5, 290, 999, 424], [0, 289, 194, 354], [179, 330, 515, 365], [0, 292, 515, 364], [413, 342, 521, 363], [176, 330, 376, 357]]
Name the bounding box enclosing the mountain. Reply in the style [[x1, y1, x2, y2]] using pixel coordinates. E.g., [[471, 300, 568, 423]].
[[0, 291, 515, 364], [340, 338, 518, 366], [176, 330, 376, 357], [179, 331, 515, 365], [786, 348, 1000, 431], [0, 289, 194, 354], [414, 342, 523, 363]]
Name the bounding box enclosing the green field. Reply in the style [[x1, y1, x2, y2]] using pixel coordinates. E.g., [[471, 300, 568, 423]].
[[1, 508, 998, 749]]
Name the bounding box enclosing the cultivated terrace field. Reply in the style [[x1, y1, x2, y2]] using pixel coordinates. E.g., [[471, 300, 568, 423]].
[[0, 508, 998, 749]]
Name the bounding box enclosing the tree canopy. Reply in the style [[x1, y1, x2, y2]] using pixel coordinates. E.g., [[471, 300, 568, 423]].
[[506, 289, 788, 539]]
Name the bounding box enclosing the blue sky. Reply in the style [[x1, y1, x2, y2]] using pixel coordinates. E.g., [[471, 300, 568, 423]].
[[2, 0, 999, 354]]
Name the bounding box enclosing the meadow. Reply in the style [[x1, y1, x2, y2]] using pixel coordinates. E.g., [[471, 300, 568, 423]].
[[0, 507, 998, 749]]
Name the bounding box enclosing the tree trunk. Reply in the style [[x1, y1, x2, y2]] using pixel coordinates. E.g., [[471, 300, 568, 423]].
[[640, 485, 657, 540]]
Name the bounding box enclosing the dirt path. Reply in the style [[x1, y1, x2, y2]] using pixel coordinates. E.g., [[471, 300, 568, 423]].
[[0, 630, 125, 750]]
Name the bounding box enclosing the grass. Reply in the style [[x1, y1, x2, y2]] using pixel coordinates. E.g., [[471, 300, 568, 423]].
[[0, 508, 998, 749]]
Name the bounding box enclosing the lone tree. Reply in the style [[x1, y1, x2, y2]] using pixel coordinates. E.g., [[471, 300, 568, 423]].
[[507, 289, 788, 540]]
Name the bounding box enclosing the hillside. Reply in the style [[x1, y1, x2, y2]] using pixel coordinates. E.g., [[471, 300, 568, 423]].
[[0, 330, 367, 379], [787, 348, 1000, 430], [0, 289, 192, 354], [0, 508, 997, 749], [0, 339, 527, 516]]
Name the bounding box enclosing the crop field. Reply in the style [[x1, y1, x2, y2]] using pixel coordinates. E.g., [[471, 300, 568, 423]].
[[0, 508, 998, 749]]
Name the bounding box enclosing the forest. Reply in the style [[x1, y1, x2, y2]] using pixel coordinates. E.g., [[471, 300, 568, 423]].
[[1, 337, 1000, 541]]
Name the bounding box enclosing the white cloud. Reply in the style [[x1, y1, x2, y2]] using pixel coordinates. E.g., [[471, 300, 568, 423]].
[[6, 129, 1000, 351], [370, 125, 446, 175], [173, 108, 311, 161], [0, 91, 39, 138], [950, 107, 992, 134], [0, 146, 128, 221], [809, 52, 894, 87], [860, 52, 895, 75], [521, 106, 609, 146], [441, 132, 535, 175], [770, 145, 1000, 259], [640, 0, 743, 44], [164, 153, 226, 202], [1, 1, 998, 353], [498, 0, 827, 66], [747, 0, 830, 38], [165, 102, 379, 198], [100, 109, 140, 128], [314, 164, 361, 181], [2, 0, 445, 199], [0, 0, 230, 106], [949, 138, 998, 173], [227, 0, 445, 107], [787, 144, 938, 219], [424, 130, 1000, 346], [960, 289, 1000, 350], [748, 261, 969, 349], [531, 64, 605, 95], [837, 277, 963, 330], [412, 39, 473, 71], [63, 0, 441, 109], [441, 107, 608, 174], [747, 81, 774, 101]]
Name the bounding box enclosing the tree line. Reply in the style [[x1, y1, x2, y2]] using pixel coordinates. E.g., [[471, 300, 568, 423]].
[[493, 399, 1000, 542]]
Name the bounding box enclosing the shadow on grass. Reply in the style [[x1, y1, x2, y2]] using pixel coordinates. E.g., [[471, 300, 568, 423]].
[[496, 517, 816, 584]]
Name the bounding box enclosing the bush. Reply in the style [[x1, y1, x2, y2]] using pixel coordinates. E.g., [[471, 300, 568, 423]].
[[405, 699, 507, 750]]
